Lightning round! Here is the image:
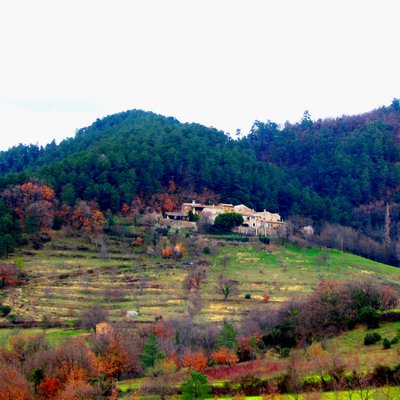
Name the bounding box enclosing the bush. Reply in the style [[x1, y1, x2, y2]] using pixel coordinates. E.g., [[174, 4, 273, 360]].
[[279, 347, 291, 358], [364, 332, 381, 345], [0, 304, 11, 317], [391, 336, 399, 345], [359, 306, 380, 329], [245, 293, 251, 299], [203, 247, 210, 255], [383, 338, 392, 349]]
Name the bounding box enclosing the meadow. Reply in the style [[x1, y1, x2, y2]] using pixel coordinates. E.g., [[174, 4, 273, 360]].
[[1, 230, 399, 327]]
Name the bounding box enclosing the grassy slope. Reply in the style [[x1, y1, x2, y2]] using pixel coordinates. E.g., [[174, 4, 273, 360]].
[[1, 232, 399, 326]]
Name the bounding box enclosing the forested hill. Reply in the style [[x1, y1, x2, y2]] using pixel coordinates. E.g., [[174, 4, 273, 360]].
[[1, 101, 400, 228]]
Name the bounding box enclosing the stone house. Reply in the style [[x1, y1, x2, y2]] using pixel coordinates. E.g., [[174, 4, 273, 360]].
[[165, 200, 284, 235]]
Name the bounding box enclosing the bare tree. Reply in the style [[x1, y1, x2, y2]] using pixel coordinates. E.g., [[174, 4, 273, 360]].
[[215, 274, 239, 301], [79, 304, 109, 331]]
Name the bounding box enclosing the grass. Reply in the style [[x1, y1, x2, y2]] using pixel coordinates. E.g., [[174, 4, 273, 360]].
[[327, 321, 400, 368], [0, 327, 87, 347], [1, 229, 399, 326]]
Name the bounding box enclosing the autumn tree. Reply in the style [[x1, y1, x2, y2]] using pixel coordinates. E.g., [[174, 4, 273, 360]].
[[72, 201, 106, 234], [94, 335, 130, 379], [0, 364, 31, 400], [210, 347, 239, 366], [181, 351, 208, 371], [38, 375, 61, 399], [2, 182, 56, 232]]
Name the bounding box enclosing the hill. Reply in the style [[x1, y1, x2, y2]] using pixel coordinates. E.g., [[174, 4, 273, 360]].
[[1, 227, 399, 327], [1, 102, 400, 265]]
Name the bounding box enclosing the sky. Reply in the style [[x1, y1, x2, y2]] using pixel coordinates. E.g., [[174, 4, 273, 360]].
[[0, 0, 399, 151]]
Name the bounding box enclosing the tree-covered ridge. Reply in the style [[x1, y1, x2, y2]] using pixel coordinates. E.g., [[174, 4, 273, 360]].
[[0, 102, 400, 226]]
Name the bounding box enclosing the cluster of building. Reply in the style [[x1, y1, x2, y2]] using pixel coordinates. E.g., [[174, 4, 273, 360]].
[[165, 200, 283, 235]]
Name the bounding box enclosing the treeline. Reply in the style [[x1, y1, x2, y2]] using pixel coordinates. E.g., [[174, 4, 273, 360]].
[[1, 102, 400, 255]]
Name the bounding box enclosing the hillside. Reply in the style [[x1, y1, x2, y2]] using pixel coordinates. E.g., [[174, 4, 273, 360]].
[[1, 227, 399, 327], [1, 102, 400, 266], [1, 102, 400, 221]]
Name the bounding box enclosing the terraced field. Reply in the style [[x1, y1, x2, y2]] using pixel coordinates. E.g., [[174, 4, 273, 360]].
[[1, 230, 399, 326]]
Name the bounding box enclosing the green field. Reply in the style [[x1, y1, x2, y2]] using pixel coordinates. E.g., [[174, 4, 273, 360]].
[[1, 231, 399, 326], [0, 327, 88, 347]]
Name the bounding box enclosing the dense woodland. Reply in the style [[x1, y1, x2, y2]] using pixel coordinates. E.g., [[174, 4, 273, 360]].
[[1, 101, 400, 263]]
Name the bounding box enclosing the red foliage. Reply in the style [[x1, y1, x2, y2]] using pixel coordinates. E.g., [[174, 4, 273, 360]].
[[38, 375, 61, 399], [0, 263, 20, 287], [204, 358, 282, 382], [161, 193, 177, 213], [181, 351, 208, 371], [210, 347, 239, 366], [154, 321, 175, 339]]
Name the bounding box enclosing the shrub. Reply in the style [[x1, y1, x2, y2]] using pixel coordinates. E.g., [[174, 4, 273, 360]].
[[391, 336, 399, 345], [383, 338, 392, 349], [364, 332, 381, 345], [359, 306, 380, 329], [279, 347, 291, 358], [0, 304, 11, 317], [203, 247, 210, 255], [245, 293, 251, 299]]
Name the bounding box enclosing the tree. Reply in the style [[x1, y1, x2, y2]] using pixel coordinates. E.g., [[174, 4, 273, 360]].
[[138, 333, 164, 369], [215, 274, 239, 301], [72, 201, 106, 234], [213, 212, 244, 232], [216, 321, 238, 349], [38, 375, 61, 399], [181, 351, 208, 371], [79, 304, 109, 331], [181, 371, 211, 400], [0, 364, 31, 400], [210, 347, 239, 366]]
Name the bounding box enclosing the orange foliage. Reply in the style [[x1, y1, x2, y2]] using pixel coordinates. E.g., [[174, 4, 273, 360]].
[[95, 336, 130, 378], [134, 236, 144, 246], [181, 351, 208, 371], [211, 347, 239, 366], [121, 203, 130, 215], [38, 375, 61, 399], [72, 201, 106, 233], [162, 246, 174, 258], [262, 293, 270, 303], [21, 182, 55, 202], [0, 364, 30, 400], [161, 193, 177, 212], [167, 178, 176, 194], [173, 242, 186, 258]]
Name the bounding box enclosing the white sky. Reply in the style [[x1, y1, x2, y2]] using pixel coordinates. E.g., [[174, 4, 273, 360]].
[[0, 0, 399, 151]]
